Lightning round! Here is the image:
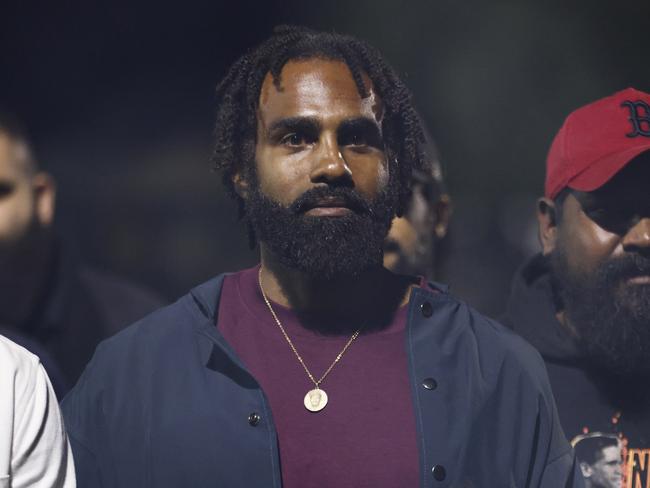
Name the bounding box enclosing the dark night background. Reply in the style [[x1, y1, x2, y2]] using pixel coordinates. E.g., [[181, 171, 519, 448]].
[[2, 0, 649, 316]]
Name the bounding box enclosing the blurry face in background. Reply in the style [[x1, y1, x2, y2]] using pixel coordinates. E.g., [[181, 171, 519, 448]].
[[383, 178, 450, 279], [0, 133, 37, 265], [542, 155, 650, 378], [0, 132, 54, 272]]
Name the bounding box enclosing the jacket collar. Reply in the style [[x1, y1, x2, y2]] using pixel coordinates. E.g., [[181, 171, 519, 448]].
[[504, 253, 582, 363], [186, 274, 250, 372], [187, 271, 451, 370]]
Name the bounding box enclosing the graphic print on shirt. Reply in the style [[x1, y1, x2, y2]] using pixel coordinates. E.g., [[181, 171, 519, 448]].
[[571, 413, 650, 488]]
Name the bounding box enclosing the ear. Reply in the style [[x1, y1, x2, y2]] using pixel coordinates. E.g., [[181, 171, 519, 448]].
[[32, 172, 56, 227], [579, 461, 592, 478], [537, 197, 558, 256], [232, 171, 250, 200], [432, 193, 451, 239]]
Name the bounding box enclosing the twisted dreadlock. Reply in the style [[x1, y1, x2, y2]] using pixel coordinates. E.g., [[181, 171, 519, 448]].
[[213, 25, 427, 219]]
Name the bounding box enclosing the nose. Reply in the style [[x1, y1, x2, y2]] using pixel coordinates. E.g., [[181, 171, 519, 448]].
[[622, 217, 650, 253], [309, 133, 353, 186]]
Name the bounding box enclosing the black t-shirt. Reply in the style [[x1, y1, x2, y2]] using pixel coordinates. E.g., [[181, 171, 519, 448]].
[[505, 254, 650, 488]]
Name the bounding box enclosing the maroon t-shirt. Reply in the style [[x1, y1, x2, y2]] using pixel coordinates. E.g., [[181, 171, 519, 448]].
[[216, 266, 419, 488]]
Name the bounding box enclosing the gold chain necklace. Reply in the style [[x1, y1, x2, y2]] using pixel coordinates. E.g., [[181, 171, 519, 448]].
[[258, 268, 361, 412]]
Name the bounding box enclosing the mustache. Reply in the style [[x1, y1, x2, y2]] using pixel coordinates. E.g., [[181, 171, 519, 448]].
[[600, 254, 650, 282], [290, 187, 372, 215]]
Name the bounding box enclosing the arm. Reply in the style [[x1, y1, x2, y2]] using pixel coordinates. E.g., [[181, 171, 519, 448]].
[[1, 341, 76, 488], [526, 355, 585, 488]]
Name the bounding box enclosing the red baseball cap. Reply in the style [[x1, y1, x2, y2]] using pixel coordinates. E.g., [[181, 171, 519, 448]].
[[545, 87, 650, 199]]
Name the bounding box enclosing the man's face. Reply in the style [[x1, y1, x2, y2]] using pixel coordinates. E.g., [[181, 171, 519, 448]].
[[254, 58, 388, 207], [544, 156, 650, 377], [242, 58, 396, 279], [584, 445, 623, 488], [0, 133, 39, 267]]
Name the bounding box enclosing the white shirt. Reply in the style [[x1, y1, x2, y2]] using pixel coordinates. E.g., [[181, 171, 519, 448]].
[[0, 335, 75, 488]]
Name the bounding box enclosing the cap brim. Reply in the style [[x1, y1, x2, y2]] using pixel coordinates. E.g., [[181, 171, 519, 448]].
[[568, 144, 650, 192]]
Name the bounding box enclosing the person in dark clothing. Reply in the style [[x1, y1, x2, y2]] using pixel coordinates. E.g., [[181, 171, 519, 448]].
[[0, 112, 165, 397], [62, 26, 582, 487], [504, 87, 650, 488], [383, 120, 451, 280]]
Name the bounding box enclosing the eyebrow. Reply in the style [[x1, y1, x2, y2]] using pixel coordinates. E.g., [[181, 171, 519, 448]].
[[337, 116, 382, 136], [266, 116, 322, 138], [265, 116, 382, 139]]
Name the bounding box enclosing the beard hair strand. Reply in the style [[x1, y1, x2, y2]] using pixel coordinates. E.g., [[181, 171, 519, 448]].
[[550, 248, 650, 383], [245, 183, 397, 280]]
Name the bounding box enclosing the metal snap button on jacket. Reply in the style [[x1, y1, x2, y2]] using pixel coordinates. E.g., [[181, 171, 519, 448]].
[[422, 378, 437, 390], [432, 464, 446, 481], [248, 412, 261, 426], [420, 301, 433, 317]]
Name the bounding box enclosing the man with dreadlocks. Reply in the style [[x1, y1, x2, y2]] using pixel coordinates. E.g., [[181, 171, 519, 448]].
[[62, 26, 583, 487]]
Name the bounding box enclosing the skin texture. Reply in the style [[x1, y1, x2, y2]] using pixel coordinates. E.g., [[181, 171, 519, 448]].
[[252, 59, 388, 209], [236, 59, 412, 310], [580, 445, 623, 488], [0, 132, 56, 324]]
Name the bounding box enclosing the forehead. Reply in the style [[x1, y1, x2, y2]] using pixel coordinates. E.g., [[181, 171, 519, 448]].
[[0, 133, 25, 178], [598, 445, 621, 463], [257, 58, 382, 125], [575, 157, 650, 209], [593, 155, 650, 197]]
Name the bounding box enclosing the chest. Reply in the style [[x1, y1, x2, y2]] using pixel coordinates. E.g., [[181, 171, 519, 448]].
[[219, 306, 420, 488]]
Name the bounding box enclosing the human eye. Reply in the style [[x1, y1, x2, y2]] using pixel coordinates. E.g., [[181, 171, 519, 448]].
[[338, 119, 383, 151], [339, 131, 371, 153], [279, 132, 309, 147], [586, 207, 630, 234], [0, 182, 15, 199], [346, 132, 368, 147]]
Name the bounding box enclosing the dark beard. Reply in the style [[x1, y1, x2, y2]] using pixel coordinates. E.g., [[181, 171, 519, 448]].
[[550, 248, 650, 385], [0, 220, 53, 325], [245, 184, 397, 280]]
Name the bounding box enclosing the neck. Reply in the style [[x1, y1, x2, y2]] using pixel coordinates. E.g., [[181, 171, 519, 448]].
[[259, 246, 414, 334]]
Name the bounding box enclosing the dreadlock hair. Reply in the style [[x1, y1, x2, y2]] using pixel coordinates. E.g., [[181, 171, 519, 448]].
[[213, 25, 427, 222]]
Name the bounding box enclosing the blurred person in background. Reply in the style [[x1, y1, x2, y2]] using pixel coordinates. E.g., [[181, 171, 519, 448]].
[[0, 334, 75, 487], [383, 121, 450, 279], [504, 88, 650, 487], [0, 111, 165, 397], [61, 26, 581, 487]]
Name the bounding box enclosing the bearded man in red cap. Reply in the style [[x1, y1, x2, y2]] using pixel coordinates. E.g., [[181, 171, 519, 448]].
[[504, 88, 650, 488]]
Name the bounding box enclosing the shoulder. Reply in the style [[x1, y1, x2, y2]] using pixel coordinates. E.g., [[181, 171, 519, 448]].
[[61, 274, 227, 453], [413, 287, 551, 392], [62, 273, 226, 401], [0, 335, 42, 391], [0, 335, 55, 433]]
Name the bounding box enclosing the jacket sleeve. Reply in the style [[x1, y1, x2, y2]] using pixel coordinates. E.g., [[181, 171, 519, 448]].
[[527, 352, 585, 488], [60, 344, 108, 488], [540, 449, 585, 488], [64, 436, 102, 488]]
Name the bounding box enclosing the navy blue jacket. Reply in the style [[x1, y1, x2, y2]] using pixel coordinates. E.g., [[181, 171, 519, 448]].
[[62, 274, 584, 487]]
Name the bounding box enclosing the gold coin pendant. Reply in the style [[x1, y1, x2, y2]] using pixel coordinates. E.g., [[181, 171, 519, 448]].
[[304, 388, 328, 412]]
